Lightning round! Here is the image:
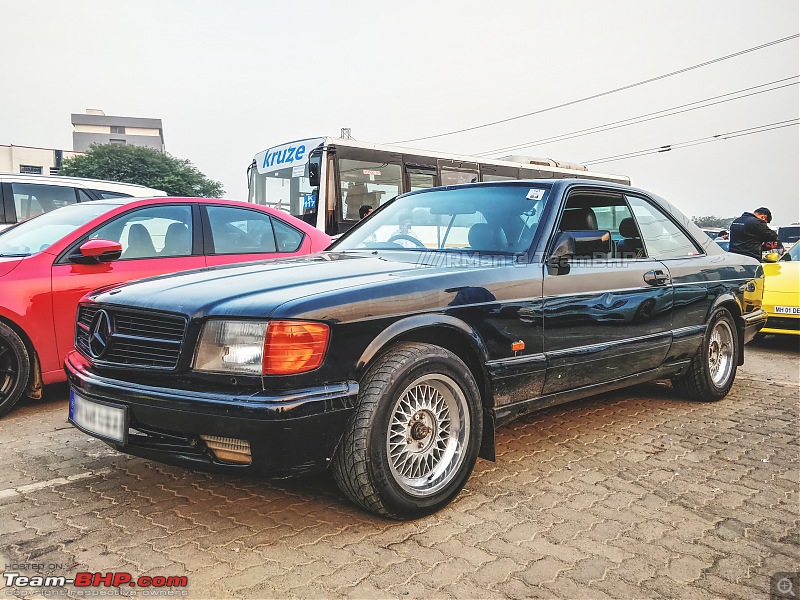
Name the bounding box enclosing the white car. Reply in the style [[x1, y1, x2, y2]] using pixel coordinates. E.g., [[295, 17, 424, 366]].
[[0, 173, 166, 231]]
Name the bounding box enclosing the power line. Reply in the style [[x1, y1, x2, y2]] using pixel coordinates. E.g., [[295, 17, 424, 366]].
[[389, 34, 800, 145], [474, 76, 799, 156], [582, 119, 800, 166]]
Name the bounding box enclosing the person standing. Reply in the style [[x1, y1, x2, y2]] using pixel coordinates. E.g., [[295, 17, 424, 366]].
[[729, 207, 778, 261]]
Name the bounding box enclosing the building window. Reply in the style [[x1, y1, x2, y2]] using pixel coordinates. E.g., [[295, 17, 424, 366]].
[[49, 167, 60, 175], [110, 126, 126, 134], [19, 165, 43, 175], [109, 139, 127, 144]]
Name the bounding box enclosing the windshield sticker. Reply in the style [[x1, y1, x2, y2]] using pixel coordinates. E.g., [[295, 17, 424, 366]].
[[292, 165, 305, 178], [526, 189, 546, 201], [362, 170, 381, 176]]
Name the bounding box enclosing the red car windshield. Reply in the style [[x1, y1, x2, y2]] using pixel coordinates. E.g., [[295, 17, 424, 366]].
[[0, 202, 121, 256]]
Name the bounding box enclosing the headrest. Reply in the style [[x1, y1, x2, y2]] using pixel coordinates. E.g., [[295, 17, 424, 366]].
[[619, 217, 639, 239], [560, 207, 598, 231], [468, 223, 507, 251]]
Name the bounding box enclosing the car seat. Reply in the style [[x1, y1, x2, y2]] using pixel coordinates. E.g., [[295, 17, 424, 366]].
[[559, 207, 598, 231], [616, 217, 644, 258], [468, 223, 508, 251], [161, 223, 191, 256], [122, 223, 157, 259]]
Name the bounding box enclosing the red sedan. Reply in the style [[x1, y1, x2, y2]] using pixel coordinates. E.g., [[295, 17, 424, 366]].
[[0, 197, 331, 416]]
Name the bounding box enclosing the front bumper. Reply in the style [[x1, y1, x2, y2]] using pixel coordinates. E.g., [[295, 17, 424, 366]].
[[741, 308, 769, 344], [65, 351, 358, 477], [762, 314, 800, 335]]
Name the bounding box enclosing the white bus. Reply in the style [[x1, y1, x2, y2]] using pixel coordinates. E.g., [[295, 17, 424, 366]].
[[247, 137, 630, 236]]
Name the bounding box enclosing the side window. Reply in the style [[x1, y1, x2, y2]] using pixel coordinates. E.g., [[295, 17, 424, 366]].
[[207, 206, 279, 254], [12, 183, 78, 221], [626, 195, 702, 259], [272, 217, 304, 252], [557, 193, 639, 259], [338, 158, 403, 222], [77, 189, 95, 202], [90, 205, 193, 259], [440, 168, 478, 186], [90, 190, 133, 199]]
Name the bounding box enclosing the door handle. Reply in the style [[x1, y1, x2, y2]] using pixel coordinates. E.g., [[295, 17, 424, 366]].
[[643, 269, 670, 286]]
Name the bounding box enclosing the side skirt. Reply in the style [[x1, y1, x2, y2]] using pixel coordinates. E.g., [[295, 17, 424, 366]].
[[491, 361, 690, 428]]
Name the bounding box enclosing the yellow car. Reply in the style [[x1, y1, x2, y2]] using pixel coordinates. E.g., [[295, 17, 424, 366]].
[[762, 242, 800, 335]]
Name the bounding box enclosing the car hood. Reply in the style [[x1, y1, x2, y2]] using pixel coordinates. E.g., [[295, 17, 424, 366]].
[[0, 256, 24, 278], [89, 251, 517, 321]]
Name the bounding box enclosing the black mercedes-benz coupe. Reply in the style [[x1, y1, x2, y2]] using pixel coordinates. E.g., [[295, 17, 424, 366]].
[[66, 180, 766, 518]]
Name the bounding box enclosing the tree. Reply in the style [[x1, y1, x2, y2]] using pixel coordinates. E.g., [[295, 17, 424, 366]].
[[691, 215, 735, 229], [60, 144, 224, 197]]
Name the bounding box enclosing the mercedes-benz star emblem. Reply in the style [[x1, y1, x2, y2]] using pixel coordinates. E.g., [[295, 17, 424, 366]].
[[88, 310, 113, 359]]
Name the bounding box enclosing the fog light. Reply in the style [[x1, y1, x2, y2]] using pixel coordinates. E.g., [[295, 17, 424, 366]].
[[200, 435, 252, 465]]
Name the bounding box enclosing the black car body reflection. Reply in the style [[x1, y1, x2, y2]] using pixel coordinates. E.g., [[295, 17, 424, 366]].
[[66, 180, 767, 518]]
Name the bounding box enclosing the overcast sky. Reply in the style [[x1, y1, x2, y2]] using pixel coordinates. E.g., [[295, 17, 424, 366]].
[[3, 0, 798, 224]]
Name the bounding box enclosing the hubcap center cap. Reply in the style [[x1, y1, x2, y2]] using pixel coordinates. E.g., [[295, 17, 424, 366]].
[[411, 421, 432, 441]]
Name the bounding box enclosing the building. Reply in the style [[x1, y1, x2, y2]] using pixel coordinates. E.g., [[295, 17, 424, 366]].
[[0, 144, 82, 175], [71, 109, 165, 152]]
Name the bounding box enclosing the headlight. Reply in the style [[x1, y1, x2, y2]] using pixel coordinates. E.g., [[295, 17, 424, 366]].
[[193, 320, 329, 375], [194, 320, 269, 374]]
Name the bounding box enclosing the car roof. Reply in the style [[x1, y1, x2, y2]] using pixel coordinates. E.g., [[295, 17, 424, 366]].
[[52, 196, 328, 237], [0, 172, 166, 195]]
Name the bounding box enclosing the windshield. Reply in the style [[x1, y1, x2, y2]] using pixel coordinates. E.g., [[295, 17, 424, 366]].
[[249, 139, 322, 221], [332, 184, 551, 253], [785, 242, 800, 261], [0, 201, 119, 256], [249, 168, 316, 220]]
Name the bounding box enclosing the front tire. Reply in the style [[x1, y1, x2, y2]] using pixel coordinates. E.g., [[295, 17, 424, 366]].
[[332, 342, 483, 519], [0, 323, 31, 418], [672, 308, 738, 401]]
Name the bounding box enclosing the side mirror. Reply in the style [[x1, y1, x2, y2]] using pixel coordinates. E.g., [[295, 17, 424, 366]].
[[308, 155, 321, 187], [68, 239, 123, 264], [763, 252, 780, 263]]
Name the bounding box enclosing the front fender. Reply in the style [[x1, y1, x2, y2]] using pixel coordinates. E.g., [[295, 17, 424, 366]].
[[355, 313, 490, 373]]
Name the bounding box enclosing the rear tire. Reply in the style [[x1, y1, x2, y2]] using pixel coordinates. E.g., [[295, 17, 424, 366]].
[[0, 323, 31, 418], [672, 308, 738, 402], [332, 342, 483, 519]]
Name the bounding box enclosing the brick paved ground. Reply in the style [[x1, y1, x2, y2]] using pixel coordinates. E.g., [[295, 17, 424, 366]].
[[1, 343, 797, 599]]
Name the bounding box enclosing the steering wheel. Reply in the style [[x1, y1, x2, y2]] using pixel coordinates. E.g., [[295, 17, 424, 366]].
[[386, 234, 426, 248]]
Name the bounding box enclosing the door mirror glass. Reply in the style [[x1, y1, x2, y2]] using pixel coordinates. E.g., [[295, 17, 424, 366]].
[[308, 155, 321, 188]]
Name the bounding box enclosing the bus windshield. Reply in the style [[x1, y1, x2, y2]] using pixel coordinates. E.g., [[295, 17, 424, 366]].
[[248, 138, 323, 222], [332, 183, 551, 254]]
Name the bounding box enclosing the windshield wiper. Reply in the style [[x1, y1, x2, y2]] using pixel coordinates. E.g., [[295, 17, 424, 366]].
[[0, 253, 30, 257]]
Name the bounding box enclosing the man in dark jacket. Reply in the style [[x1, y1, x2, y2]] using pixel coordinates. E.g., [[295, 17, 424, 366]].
[[729, 207, 778, 261]]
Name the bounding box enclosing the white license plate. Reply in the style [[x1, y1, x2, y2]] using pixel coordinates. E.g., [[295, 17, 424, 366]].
[[774, 306, 800, 315], [69, 389, 127, 443]]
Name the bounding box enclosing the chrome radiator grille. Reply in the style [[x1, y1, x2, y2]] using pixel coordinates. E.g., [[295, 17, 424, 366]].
[[76, 304, 187, 370]]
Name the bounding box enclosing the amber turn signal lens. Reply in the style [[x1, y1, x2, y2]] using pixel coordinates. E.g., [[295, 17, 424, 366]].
[[262, 321, 329, 375]]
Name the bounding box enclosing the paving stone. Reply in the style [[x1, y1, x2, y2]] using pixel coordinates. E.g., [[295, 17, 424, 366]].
[[1, 371, 796, 598]]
